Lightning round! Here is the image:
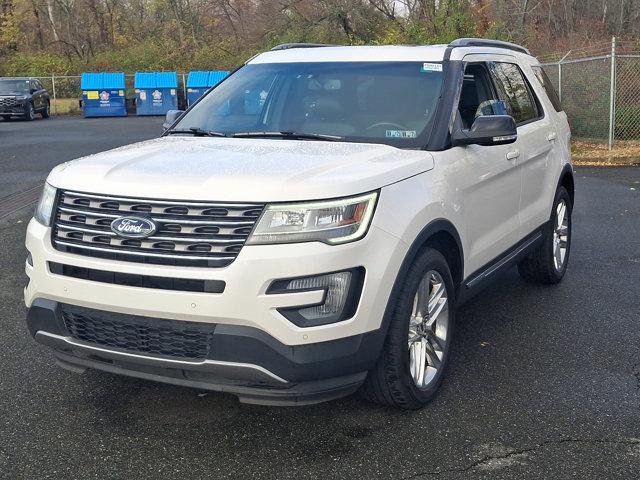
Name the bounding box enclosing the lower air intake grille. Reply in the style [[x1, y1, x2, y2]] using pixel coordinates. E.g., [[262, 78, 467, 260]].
[[61, 305, 214, 359]]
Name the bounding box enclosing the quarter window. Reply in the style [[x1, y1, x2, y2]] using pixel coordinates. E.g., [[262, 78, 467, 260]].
[[489, 62, 541, 125]]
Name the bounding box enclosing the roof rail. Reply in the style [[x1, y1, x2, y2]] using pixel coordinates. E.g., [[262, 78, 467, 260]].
[[270, 43, 334, 51], [449, 38, 530, 55]]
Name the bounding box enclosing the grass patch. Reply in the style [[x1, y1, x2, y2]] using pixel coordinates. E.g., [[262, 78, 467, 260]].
[[51, 98, 81, 115], [572, 140, 640, 166]]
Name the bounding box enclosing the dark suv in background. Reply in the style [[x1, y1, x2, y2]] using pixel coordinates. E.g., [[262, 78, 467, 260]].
[[0, 77, 50, 121]]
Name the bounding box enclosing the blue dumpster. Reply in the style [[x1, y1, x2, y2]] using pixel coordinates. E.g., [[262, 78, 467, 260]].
[[81, 72, 127, 117], [186, 71, 229, 106], [134, 72, 178, 116]]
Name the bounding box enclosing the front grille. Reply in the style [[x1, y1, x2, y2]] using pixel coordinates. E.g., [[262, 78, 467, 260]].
[[52, 190, 264, 267], [0, 97, 19, 108], [61, 304, 214, 359]]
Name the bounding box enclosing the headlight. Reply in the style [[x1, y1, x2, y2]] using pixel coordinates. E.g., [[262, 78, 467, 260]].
[[34, 183, 57, 226], [246, 192, 377, 245]]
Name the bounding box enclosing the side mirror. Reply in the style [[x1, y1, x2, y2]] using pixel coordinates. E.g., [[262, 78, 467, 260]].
[[163, 109, 184, 131], [30, 88, 37, 94], [452, 115, 517, 147]]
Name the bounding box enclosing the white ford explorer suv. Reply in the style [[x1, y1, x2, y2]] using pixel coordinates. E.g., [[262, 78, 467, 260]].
[[25, 38, 573, 409]]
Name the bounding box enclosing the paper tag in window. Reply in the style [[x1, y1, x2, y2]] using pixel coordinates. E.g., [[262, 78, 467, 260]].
[[386, 130, 417, 139], [421, 63, 443, 72]]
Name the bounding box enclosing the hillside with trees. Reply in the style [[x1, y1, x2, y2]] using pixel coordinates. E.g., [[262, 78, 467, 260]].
[[1, 0, 639, 75]]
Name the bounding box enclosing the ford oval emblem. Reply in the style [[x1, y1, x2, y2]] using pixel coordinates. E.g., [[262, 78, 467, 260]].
[[110, 216, 157, 238]]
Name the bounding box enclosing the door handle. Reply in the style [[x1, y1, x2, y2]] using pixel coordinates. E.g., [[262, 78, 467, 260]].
[[547, 132, 557, 142], [506, 149, 520, 160]]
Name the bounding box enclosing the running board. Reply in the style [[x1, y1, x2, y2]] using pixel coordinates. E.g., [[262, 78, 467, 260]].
[[459, 229, 545, 303]]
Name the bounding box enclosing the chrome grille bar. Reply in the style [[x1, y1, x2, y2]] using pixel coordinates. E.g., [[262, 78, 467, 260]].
[[52, 190, 264, 267]]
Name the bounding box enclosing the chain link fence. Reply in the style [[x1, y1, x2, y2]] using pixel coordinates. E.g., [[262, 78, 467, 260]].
[[6, 40, 640, 149], [542, 38, 640, 148]]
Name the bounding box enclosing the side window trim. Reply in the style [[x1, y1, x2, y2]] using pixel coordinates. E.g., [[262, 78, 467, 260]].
[[487, 61, 545, 127]]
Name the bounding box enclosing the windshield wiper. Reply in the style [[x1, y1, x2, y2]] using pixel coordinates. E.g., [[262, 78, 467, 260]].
[[232, 131, 343, 141], [167, 127, 227, 137]]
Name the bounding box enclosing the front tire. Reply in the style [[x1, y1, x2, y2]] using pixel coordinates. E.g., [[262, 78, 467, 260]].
[[24, 103, 35, 121], [41, 103, 50, 118], [518, 186, 572, 284], [360, 248, 455, 409]]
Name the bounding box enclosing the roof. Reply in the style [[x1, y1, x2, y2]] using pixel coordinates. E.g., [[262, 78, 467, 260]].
[[250, 45, 450, 64], [134, 71, 178, 89], [81, 72, 125, 90], [249, 41, 533, 64], [186, 71, 230, 88]]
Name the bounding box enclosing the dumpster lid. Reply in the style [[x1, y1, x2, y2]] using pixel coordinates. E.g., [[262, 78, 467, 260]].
[[135, 72, 178, 89], [208, 71, 230, 87], [186, 71, 229, 88], [81, 72, 125, 90]]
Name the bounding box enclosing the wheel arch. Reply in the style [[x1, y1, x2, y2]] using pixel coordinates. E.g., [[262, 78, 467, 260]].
[[401, 219, 463, 292], [380, 219, 464, 333], [559, 164, 575, 206]]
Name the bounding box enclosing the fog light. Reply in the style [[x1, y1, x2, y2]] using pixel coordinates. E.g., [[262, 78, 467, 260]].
[[268, 268, 364, 327]]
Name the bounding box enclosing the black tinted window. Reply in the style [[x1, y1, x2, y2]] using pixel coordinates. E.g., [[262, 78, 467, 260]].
[[489, 62, 540, 124], [532, 66, 562, 112], [0, 79, 30, 94]]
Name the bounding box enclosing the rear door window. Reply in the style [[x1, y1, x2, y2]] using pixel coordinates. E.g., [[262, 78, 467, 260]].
[[488, 62, 542, 125], [531, 66, 562, 112]]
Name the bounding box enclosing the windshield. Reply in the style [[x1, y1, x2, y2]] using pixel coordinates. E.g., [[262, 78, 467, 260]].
[[172, 62, 444, 148], [0, 79, 30, 94]]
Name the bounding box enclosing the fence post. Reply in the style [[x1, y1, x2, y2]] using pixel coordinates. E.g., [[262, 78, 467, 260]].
[[557, 50, 571, 103], [51, 74, 57, 115], [182, 73, 187, 108], [557, 62, 562, 102], [609, 36, 617, 150]]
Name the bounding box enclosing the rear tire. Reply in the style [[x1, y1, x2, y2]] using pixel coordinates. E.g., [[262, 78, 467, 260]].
[[360, 248, 455, 409], [518, 186, 572, 284], [41, 103, 50, 118], [1, 115, 10, 121]]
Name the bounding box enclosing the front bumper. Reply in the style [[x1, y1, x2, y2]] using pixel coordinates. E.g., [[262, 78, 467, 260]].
[[27, 299, 383, 405], [25, 217, 408, 404], [0, 102, 28, 116]]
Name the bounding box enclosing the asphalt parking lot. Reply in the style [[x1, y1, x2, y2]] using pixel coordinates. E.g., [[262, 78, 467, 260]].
[[1, 117, 639, 479]]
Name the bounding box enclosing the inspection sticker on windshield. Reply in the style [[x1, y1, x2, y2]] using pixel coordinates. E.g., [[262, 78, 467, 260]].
[[386, 130, 417, 139], [421, 63, 443, 72]]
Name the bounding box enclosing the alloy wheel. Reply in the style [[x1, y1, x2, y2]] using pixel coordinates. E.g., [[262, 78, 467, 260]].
[[553, 199, 569, 271], [407, 270, 449, 389]]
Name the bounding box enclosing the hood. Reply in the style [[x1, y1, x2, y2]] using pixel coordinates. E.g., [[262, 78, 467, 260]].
[[47, 136, 435, 202]]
